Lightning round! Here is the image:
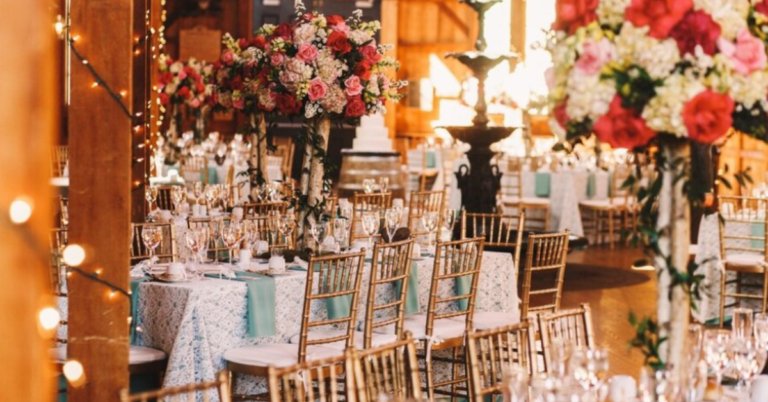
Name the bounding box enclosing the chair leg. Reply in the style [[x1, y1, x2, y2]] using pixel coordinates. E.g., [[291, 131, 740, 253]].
[[424, 346, 435, 401], [608, 210, 614, 249], [720, 269, 727, 328]]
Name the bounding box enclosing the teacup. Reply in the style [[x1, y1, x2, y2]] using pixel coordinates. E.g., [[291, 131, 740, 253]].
[[167, 262, 186, 279]]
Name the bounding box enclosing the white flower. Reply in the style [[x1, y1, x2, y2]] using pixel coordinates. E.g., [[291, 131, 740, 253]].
[[730, 70, 768, 108], [366, 78, 381, 96], [305, 102, 320, 119], [694, 0, 750, 40], [165, 82, 178, 95], [348, 29, 371, 45], [564, 71, 616, 121], [596, 0, 631, 27], [615, 23, 680, 80], [279, 58, 313, 91], [169, 61, 183, 74], [642, 74, 706, 137], [294, 24, 318, 46], [316, 48, 346, 84]]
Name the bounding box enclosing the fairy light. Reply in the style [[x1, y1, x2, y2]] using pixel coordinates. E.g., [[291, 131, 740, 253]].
[[63, 360, 86, 387], [9, 198, 33, 224], [119, 90, 128, 98], [62, 244, 86, 267], [94, 268, 103, 276], [38, 307, 61, 332], [91, 81, 100, 88]]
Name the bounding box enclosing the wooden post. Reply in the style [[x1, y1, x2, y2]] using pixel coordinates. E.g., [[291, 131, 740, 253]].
[[132, 0, 150, 222], [68, 0, 133, 400], [0, 0, 56, 400], [381, 0, 398, 138], [510, 0, 526, 58]]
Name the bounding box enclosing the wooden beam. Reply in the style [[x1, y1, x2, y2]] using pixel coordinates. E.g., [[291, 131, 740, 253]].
[[132, 0, 149, 222], [0, 0, 56, 400], [510, 0, 526, 58], [436, 2, 470, 36], [148, 0, 162, 176], [68, 0, 133, 400]]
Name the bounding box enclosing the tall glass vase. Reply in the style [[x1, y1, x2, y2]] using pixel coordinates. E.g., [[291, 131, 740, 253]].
[[193, 107, 207, 141]]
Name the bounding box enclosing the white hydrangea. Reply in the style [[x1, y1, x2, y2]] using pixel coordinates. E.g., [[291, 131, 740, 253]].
[[615, 24, 680, 80], [293, 24, 318, 46], [694, 0, 750, 40], [547, 36, 580, 103], [596, 0, 631, 28], [642, 74, 706, 137], [730, 70, 768, 108], [348, 29, 372, 45], [564, 71, 616, 121]]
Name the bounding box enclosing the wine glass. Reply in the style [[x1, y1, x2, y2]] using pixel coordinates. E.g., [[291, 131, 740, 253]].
[[184, 231, 201, 277], [221, 223, 244, 268], [140, 226, 162, 270], [361, 211, 380, 251], [333, 218, 349, 252], [278, 215, 296, 250], [703, 329, 732, 395], [193, 181, 203, 203], [171, 186, 186, 215], [145, 185, 159, 221], [442, 209, 458, 240], [379, 177, 389, 194], [570, 347, 609, 397], [501, 364, 529, 402], [196, 226, 210, 268], [754, 313, 768, 348], [733, 308, 753, 339], [362, 179, 375, 194], [385, 208, 400, 243], [204, 185, 219, 211], [309, 220, 327, 251], [730, 337, 766, 392], [218, 184, 231, 210], [421, 211, 439, 251], [266, 210, 280, 245]]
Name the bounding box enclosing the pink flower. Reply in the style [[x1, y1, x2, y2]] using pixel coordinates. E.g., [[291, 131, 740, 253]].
[[221, 50, 236, 65], [178, 70, 188, 80], [189, 98, 201, 108], [575, 38, 615, 76], [296, 44, 319, 63], [344, 76, 363, 97], [718, 29, 768, 76], [331, 22, 350, 34], [270, 52, 285, 66], [308, 77, 328, 101], [544, 67, 555, 90], [232, 97, 244, 110]]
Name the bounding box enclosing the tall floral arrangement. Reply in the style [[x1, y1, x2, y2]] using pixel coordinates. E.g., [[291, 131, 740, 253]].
[[158, 55, 214, 139], [548, 0, 768, 375]]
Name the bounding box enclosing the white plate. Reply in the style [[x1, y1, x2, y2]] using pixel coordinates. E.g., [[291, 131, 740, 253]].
[[151, 273, 190, 283]]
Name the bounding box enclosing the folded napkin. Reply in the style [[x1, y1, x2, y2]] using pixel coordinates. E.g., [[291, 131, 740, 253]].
[[291, 257, 309, 270], [131, 257, 158, 278], [204, 270, 276, 337], [200, 264, 236, 278]]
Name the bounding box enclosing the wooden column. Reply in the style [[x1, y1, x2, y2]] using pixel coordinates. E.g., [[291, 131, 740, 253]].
[[381, 0, 398, 138], [0, 0, 56, 400], [132, 0, 150, 222], [68, 0, 133, 400], [510, 0, 526, 58]]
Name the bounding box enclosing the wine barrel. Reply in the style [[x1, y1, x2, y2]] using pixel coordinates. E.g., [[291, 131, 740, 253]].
[[337, 150, 405, 199]]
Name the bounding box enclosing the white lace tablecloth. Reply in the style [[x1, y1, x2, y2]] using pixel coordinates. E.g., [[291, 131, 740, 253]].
[[134, 251, 516, 399]]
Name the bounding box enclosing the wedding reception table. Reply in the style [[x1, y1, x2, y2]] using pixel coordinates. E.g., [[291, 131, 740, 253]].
[[132, 251, 516, 399]]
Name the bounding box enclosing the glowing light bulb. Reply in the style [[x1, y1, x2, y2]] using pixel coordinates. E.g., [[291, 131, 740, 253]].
[[38, 307, 61, 331], [62, 244, 86, 267], [9, 198, 33, 224], [91, 82, 99, 88], [119, 90, 128, 97], [63, 360, 86, 387]]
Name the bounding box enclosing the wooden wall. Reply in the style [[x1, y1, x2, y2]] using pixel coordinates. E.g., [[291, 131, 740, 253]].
[[718, 132, 768, 196]]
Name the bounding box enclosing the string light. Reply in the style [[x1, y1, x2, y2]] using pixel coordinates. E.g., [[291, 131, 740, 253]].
[[9, 198, 33, 224], [38, 307, 61, 332], [69, 39, 132, 119], [63, 360, 86, 387], [62, 244, 86, 267]]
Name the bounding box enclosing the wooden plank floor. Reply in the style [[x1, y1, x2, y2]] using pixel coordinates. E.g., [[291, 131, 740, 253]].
[[562, 244, 655, 377]]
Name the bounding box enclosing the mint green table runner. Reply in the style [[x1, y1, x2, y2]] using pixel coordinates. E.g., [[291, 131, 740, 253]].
[[534, 172, 551, 197], [204, 271, 276, 337], [393, 262, 421, 314], [751, 222, 765, 249], [288, 264, 354, 320], [425, 151, 437, 169]]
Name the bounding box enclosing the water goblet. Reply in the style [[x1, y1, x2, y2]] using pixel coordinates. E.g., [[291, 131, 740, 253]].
[[204, 185, 219, 211], [362, 211, 380, 251], [140, 226, 162, 271], [703, 329, 732, 395], [221, 223, 244, 268], [309, 220, 328, 251], [145, 185, 159, 221], [501, 364, 529, 402], [362, 179, 375, 194], [266, 210, 280, 245], [196, 227, 210, 269], [442, 209, 458, 239], [184, 231, 201, 277], [171, 186, 186, 215], [734, 308, 754, 339], [732, 337, 766, 393], [333, 218, 349, 252], [421, 211, 439, 251], [379, 177, 389, 194], [754, 313, 768, 348], [385, 208, 400, 243], [278, 215, 296, 250], [571, 347, 609, 396]]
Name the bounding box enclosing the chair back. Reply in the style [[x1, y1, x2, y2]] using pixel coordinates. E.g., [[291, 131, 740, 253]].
[[362, 238, 415, 348], [502, 157, 525, 200], [52, 145, 68, 177], [242, 215, 296, 250], [267, 353, 352, 402], [351, 192, 391, 243], [49, 228, 68, 296], [718, 196, 768, 261], [297, 251, 366, 362], [120, 370, 231, 402], [407, 190, 445, 238], [465, 321, 536, 400], [350, 333, 423, 402], [156, 186, 174, 211], [130, 222, 178, 264], [461, 211, 525, 274], [425, 237, 485, 337], [520, 231, 570, 318], [243, 201, 288, 217], [609, 163, 634, 205], [536, 303, 595, 373], [187, 216, 234, 262]]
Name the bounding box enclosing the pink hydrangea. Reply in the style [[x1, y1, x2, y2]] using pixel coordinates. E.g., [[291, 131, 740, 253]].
[[575, 38, 616, 76], [718, 29, 768, 76]]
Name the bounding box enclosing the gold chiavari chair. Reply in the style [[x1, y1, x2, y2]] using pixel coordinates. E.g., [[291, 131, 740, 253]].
[[350, 332, 423, 402], [241, 215, 296, 250], [351, 192, 392, 243], [243, 201, 288, 217], [407, 190, 445, 239], [520, 231, 570, 319], [459, 212, 525, 330], [49, 228, 68, 297], [272, 136, 296, 180], [537, 303, 595, 374], [718, 196, 768, 326], [500, 157, 550, 231], [579, 163, 634, 248], [375, 237, 484, 400], [224, 251, 366, 400], [465, 321, 537, 401], [51, 145, 68, 177], [156, 185, 174, 211], [120, 370, 231, 402], [188, 216, 233, 262], [267, 352, 352, 402], [325, 196, 338, 220], [130, 222, 178, 264], [57, 196, 69, 229]]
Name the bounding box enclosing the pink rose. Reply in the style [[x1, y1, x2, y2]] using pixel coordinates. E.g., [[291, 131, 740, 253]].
[[545, 67, 555, 90], [575, 38, 615, 76], [178, 70, 188, 80], [718, 29, 768, 75], [344, 76, 363, 97], [308, 77, 328, 102], [296, 44, 319, 63], [221, 50, 236, 65], [270, 52, 285, 66], [189, 98, 201, 108], [232, 97, 244, 110], [331, 22, 350, 34]]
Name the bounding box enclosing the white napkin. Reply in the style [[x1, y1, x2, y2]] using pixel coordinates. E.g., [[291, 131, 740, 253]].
[[292, 257, 308, 270], [254, 241, 269, 255], [131, 256, 158, 278], [200, 264, 236, 278]]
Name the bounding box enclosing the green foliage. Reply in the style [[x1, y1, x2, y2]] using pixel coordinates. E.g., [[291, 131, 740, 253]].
[[628, 312, 667, 371], [604, 64, 662, 113], [733, 104, 768, 142]]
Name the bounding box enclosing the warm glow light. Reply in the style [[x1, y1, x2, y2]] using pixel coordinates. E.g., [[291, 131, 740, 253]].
[[62, 244, 86, 267], [94, 268, 103, 276], [109, 290, 117, 299], [119, 90, 128, 97], [72, 35, 80, 42], [9, 198, 33, 224], [63, 360, 86, 387], [38, 307, 61, 331], [91, 82, 99, 88]]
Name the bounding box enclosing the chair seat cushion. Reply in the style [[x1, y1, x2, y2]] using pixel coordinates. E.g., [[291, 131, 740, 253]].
[[501, 196, 550, 206], [579, 198, 630, 209], [725, 254, 767, 269], [51, 345, 166, 366], [458, 311, 520, 330], [372, 313, 466, 341], [223, 343, 341, 368], [289, 329, 397, 350]]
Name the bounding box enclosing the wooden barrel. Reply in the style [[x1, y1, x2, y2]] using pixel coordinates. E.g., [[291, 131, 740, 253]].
[[337, 150, 405, 199]]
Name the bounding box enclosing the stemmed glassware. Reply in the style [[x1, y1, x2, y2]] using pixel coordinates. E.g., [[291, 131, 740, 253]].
[[221, 223, 244, 268], [421, 211, 439, 251], [204, 185, 219, 211], [442, 209, 458, 240], [570, 347, 609, 397], [361, 211, 380, 251], [278, 215, 296, 250], [309, 220, 328, 251], [140, 226, 162, 271], [171, 186, 187, 216], [730, 337, 765, 392], [184, 231, 201, 277], [733, 308, 753, 339], [501, 364, 529, 402], [379, 177, 389, 194], [362, 179, 375, 194], [333, 218, 349, 252], [266, 210, 280, 246], [145, 185, 159, 221], [754, 313, 768, 348], [703, 329, 732, 396], [196, 227, 210, 267], [385, 208, 400, 243]]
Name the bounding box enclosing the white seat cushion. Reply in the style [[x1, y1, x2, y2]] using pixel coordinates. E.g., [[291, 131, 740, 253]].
[[502, 196, 550, 206], [223, 343, 341, 368], [461, 311, 520, 330], [51, 345, 166, 365], [725, 254, 766, 267], [579, 198, 628, 209], [289, 329, 397, 350], [372, 313, 466, 341]]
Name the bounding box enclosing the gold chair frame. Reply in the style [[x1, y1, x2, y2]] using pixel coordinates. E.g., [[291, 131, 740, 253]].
[[130, 222, 178, 264], [350, 192, 392, 243], [267, 352, 352, 402], [407, 190, 445, 239], [501, 158, 550, 231], [243, 201, 288, 217], [579, 163, 634, 248], [120, 370, 231, 402], [520, 231, 570, 318], [536, 303, 595, 373], [350, 332, 423, 402], [461, 211, 525, 275], [49, 228, 68, 296]]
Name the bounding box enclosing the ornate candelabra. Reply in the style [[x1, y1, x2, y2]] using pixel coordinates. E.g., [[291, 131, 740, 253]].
[[444, 0, 519, 213]]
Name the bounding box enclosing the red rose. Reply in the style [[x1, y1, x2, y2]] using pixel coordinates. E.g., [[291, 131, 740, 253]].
[[683, 90, 734, 144], [238, 38, 250, 49], [327, 15, 345, 26], [230, 76, 243, 91], [328, 31, 352, 54], [159, 93, 170, 105], [757, 1, 768, 16], [553, 102, 570, 129], [275, 93, 302, 115], [359, 45, 381, 63], [552, 0, 599, 34], [593, 96, 657, 149], [274, 23, 293, 40], [252, 36, 267, 49], [345, 96, 366, 118], [626, 0, 693, 39], [196, 82, 205, 93], [354, 60, 373, 80], [177, 86, 191, 99], [669, 11, 721, 56]]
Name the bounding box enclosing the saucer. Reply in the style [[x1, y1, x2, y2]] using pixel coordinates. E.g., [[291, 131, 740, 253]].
[[152, 273, 189, 283]]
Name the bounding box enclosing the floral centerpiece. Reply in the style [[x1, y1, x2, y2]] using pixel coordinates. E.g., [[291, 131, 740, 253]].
[[158, 55, 213, 140], [547, 0, 768, 374]]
